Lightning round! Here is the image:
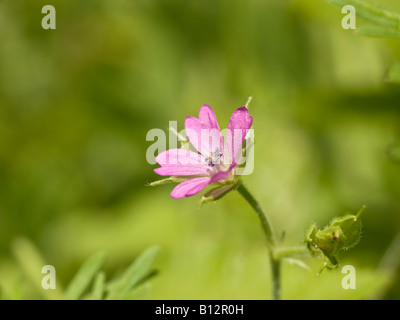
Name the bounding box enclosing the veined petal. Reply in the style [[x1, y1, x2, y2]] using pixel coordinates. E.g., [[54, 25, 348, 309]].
[[156, 148, 205, 166], [199, 105, 221, 132], [226, 107, 253, 162], [170, 177, 211, 199], [185, 105, 224, 157], [184, 116, 205, 154], [154, 164, 210, 176]]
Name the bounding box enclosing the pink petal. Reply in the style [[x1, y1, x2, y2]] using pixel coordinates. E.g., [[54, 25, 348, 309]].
[[209, 161, 236, 184], [226, 107, 253, 162], [185, 105, 224, 156], [170, 177, 211, 199], [198, 105, 221, 133], [154, 165, 210, 176], [156, 148, 205, 166]]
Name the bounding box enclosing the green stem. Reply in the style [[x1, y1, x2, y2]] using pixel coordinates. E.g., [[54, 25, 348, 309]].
[[270, 258, 281, 300], [236, 182, 276, 249], [275, 246, 309, 259], [236, 182, 280, 299]]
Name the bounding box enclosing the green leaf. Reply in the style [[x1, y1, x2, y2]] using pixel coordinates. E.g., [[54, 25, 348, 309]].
[[64, 252, 107, 300], [84, 271, 106, 300], [357, 26, 400, 39], [106, 246, 159, 300], [119, 282, 151, 300], [12, 237, 63, 300]]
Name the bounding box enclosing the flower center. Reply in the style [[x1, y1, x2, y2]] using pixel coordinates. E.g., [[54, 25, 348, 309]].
[[205, 148, 223, 167]]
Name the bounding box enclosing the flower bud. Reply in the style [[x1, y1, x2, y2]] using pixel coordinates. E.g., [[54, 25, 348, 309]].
[[304, 205, 365, 270]]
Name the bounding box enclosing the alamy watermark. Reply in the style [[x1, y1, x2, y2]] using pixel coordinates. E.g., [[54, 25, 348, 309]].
[[341, 265, 356, 290], [146, 122, 255, 175], [41, 5, 56, 30], [342, 5, 356, 30], [41, 265, 56, 290]]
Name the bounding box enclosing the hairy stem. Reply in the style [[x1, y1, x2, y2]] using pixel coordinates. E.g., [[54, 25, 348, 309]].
[[236, 182, 280, 299], [236, 182, 276, 249], [270, 258, 281, 300]]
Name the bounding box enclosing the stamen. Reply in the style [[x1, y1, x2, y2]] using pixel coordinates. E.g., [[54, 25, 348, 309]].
[[205, 148, 223, 167]]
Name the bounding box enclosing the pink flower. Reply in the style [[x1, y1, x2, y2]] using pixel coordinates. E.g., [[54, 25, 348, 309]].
[[154, 105, 253, 199]]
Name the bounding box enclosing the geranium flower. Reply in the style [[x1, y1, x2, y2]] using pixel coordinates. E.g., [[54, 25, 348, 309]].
[[153, 105, 253, 199]]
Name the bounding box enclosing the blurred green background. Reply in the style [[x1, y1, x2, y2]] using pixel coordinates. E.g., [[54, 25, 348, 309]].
[[0, 0, 399, 299]]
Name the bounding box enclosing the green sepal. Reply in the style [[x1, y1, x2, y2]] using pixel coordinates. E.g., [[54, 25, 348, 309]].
[[199, 183, 237, 206], [330, 205, 365, 250], [147, 178, 175, 187], [147, 176, 205, 187]]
